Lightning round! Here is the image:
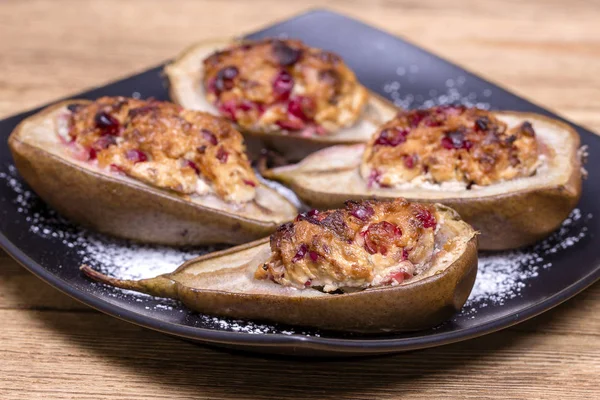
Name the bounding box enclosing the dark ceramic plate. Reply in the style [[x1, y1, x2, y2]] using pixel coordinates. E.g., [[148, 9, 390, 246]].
[[0, 10, 598, 357]]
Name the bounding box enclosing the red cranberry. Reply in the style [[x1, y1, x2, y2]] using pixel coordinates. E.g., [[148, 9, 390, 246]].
[[214, 66, 239, 93], [423, 117, 443, 127], [367, 169, 382, 188], [217, 100, 258, 121], [184, 160, 200, 175], [92, 135, 116, 151], [309, 251, 319, 262], [292, 244, 308, 263], [94, 112, 120, 135], [206, 77, 218, 94], [216, 147, 229, 163], [272, 40, 302, 66], [505, 135, 518, 145], [415, 207, 437, 229], [295, 209, 321, 222], [402, 248, 409, 260], [128, 105, 158, 118], [407, 110, 429, 128], [363, 221, 402, 255], [272, 70, 294, 101], [201, 129, 218, 145], [474, 117, 489, 132], [387, 270, 412, 284], [403, 154, 416, 169], [243, 179, 256, 187], [237, 100, 255, 112], [218, 100, 238, 122], [67, 104, 81, 113], [520, 121, 535, 137], [374, 127, 409, 146], [440, 137, 454, 149], [109, 164, 125, 174], [347, 202, 374, 221], [88, 148, 97, 160], [256, 102, 267, 115], [287, 96, 314, 121], [125, 149, 148, 163], [276, 118, 305, 131], [314, 125, 327, 135], [220, 66, 239, 80], [441, 130, 471, 150]]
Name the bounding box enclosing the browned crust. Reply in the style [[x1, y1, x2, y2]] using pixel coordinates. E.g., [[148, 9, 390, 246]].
[[164, 39, 399, 161], [266, 111, 583, 250], [8, 101, 294, 245], [81, 207, 479, 333]]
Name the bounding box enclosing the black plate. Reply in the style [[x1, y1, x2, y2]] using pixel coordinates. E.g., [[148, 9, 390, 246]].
[[0, 9, 598, 357]]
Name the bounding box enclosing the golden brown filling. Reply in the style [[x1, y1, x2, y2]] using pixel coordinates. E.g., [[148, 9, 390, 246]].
[[202, 38, 368, 136], [60, 97, 258, 203], [360, 106, 540, 188], [255, 199, 439, 292]]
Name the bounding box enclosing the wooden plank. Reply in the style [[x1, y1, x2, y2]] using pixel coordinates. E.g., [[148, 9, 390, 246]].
[[0, 309, 598, 400]]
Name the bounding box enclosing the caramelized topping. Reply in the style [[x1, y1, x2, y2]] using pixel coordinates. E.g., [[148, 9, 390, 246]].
[[62, 97, 258, 203], [255, 199, 439, 292], [202, 39, 368, 136], [361, 106, 540, 188]]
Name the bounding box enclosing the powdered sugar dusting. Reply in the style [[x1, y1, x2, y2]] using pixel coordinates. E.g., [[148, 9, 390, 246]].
[[195, 316, 315, 336], [80, 237, 204, 280], [458, 208, 590, 318], [384, 74, 492, 110]]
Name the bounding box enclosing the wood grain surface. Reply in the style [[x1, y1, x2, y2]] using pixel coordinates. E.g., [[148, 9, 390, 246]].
[[1, 0, 599, 399]]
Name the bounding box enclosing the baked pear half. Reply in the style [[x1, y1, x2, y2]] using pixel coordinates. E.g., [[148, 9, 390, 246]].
[[81, 198, 478, 333], [164, 38, 397, 160], [8, 97, 297, 245], [265, 106, 584, 250]]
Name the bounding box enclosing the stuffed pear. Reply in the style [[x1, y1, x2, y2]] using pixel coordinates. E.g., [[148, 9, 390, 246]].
[[8, 97, 297, 245], [81, 198, 478, 333]]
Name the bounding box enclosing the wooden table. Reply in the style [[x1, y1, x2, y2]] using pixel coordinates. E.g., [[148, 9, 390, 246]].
[[1, 1, 599, 399]]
